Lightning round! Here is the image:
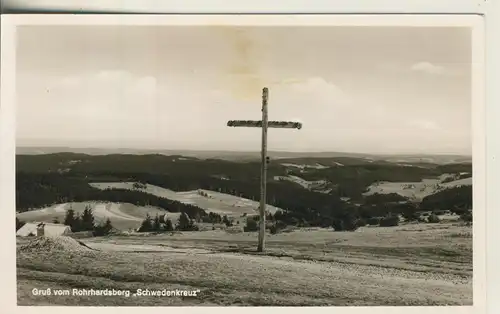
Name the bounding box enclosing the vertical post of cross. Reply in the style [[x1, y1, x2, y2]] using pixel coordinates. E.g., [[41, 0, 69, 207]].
[[258, 87, 269, 252], [226, 87, 302, 252]]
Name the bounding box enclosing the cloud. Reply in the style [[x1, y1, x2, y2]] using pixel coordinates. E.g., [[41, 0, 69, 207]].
[[410, 62, 446, 75]]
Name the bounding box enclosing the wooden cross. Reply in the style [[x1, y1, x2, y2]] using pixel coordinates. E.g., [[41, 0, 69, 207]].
[[227, 87, 302, 252]]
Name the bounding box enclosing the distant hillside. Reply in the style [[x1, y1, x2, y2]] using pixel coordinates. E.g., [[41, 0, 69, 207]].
[[16, 146, 471, 164], [16, 152, 473, 228], [363, 175, 472, 201]]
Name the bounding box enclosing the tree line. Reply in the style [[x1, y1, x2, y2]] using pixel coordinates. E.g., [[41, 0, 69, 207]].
[[136, 212, 198, 232]]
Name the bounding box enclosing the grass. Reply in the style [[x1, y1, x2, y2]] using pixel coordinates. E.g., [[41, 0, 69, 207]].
[[16, 222, 472, 306], [90, 182, 282, 216], [363, 177, 472, 201]]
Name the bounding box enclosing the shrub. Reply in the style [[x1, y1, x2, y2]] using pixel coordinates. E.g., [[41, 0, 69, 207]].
[[401, 210, 421, 222], [138, 214, 153, 232], [321, 218, 334, 228], [190, 224, 200, 231], [379, 215, 399, 227], [80, 205, 95, 231], [331, 208, 361, 232], [244, 218, 259, 232], [176, 212, 198, 231], [332, 217, 360, 232], [366, 217, 381, 225], [271, 220, 288, 234], [64, 207, 77, 230], [164, 218, 174, 231], [356, 218, 367, 227], [222, 215, 233, 227], [427, 213, 441, 224], [93, 218, 113, 236], [460, 211, 472, 223], [298, 219, 310, 227], [153, 214, 162, 231], [270, 224, 278, 234]]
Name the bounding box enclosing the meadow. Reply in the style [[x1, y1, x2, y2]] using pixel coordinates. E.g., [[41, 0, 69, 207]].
[[17, 222, 472, 306], [90, 182, 282, 215]]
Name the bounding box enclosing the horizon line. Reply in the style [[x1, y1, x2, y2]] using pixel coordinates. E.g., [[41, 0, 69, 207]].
[[15, 145, 473, 157]]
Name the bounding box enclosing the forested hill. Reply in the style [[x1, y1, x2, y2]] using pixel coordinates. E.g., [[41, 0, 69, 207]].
[[16, 153, 472, 227]]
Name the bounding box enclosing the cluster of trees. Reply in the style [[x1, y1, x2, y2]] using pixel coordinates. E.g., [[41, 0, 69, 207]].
[[222, 215, 233, 227], [137, 211, 235, 233], [137, 214, 173, 232], [420, 185, 472, 214], [201, 212, 223, 224], [137, 212, 198, 232], [63, 205, 114, 236], [264, 185, 472, 232]]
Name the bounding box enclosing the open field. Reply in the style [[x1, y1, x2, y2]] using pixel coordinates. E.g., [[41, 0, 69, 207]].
[[17, 222, 472, 306], [90, 182, 283, 216], [281, 162, 333, 169], [363, 176, 472, 201], [273, 175, 328, 190]]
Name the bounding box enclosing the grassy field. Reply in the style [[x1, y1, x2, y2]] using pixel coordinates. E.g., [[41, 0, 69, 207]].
[[90, 182, 282, 217], [16, 222, 472, 306], [363, 177, 473, 201]]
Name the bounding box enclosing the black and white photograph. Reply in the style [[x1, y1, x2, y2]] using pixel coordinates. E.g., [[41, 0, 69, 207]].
[[1, 15, 484, 307]]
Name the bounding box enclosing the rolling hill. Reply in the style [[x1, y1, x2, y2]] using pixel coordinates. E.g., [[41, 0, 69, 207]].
[[89, 182, 282, 216], [15, 152, 473, 229], [16, 202, 174, 231], [363, 175, 472, 201], [16, 146, 471, 164]]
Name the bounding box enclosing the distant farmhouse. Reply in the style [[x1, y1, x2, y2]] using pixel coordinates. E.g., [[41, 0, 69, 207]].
[[16, 222, 72, 237]]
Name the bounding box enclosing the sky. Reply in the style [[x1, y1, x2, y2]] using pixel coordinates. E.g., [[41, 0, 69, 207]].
[[15, 25, 472, 154]]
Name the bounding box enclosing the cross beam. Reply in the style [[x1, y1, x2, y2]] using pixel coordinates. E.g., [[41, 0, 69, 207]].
[[227, 120, 302, 129], [226, 87, 302, 252]]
